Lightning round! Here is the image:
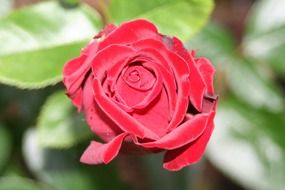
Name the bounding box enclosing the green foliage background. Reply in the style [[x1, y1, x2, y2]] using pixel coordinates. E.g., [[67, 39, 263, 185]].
[[0, 0, 284, 190]]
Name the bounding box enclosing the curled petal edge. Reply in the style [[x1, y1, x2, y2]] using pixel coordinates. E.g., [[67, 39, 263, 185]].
[[138, 111, 214, 150], [80, 133, 128, 164], [163, 104, 216, 171]]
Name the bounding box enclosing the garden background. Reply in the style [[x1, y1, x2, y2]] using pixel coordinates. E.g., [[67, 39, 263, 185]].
[[0, 0, 284, 190]]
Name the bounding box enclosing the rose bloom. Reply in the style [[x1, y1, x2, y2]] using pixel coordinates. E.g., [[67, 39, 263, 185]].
[[63, 19, 217, 171]]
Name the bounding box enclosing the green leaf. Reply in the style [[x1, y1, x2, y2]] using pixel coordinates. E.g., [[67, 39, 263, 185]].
[[0, 125, 11, 171], [226, 58, 284, 112], [0, 41, 87, 89], [37, 90, 92, 148], [109, 0, 214, 41], [0, 177, 52, 190], [244, 0, 285, 76], [188, 23, 284, 111], [0, 1, 101, 89], [207, 96, 285, 190]]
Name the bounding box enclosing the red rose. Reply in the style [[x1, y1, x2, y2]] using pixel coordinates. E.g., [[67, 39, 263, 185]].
[[63, 19, 217, 171]]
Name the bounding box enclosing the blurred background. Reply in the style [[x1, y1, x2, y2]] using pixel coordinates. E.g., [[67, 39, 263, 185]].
[[0, 0, 284, 190]]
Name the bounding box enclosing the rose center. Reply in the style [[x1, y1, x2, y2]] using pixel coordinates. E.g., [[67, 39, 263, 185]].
[[123, 65, 155, 91], [127, 69, 140, 83], [113, 63, 158, 108]]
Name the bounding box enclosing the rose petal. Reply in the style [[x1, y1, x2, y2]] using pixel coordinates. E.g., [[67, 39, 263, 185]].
[[130, 61, 163, 110], [63, 55, 88, 111], [63, 24, 121, 103], [93, 79, 160, 140], [202, 95, 218, 113], [132, 86, 169, 137], [171, 37, 206, 112], [64, 23, 116, 89], [93, 23, 117, 40], [163, 108, 216, 171], [98, 19, 159, 50], [165, 52, 191, 131], [63, 55, 87, 93], [195, 58, 215, 95], [63, 55, 86, 77], [138, 111, 213, 150], [69, 87, 83, 111], [80, 133, 128, 164], [83, 76, 122, 142], [107, 52, 176, 121], [81, 39, 100, 56], [190, 50, 196, 57], [63, 39, 100, 90], [102, 58, 134, 112], [132, 39, 190, 130], [90, 44, 140, 113], [91, 45, 135, 80], [133, 50, 177, 117]]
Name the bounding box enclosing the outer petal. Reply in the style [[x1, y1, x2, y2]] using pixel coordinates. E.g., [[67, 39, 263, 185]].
[[63, 40, 100, 111], [83, 76, 122, 142], [91, 45, 135, 80], [63, 23, 117, 107], [63, 55, 87, 111], [138, 111, 213, 150], [171, 37, 206, 112], [93, 23, 117, 40], [63, 55, 86, 89], [69, 88, 83, 111], [63, 40, 99, 94], [98, 19, 159, 50], [195, 58, 215, 95], [80, 133, 128, 164], [163, 106, 216, 171], [64, 21, 116, 86], [63, 55, 86, 77]]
